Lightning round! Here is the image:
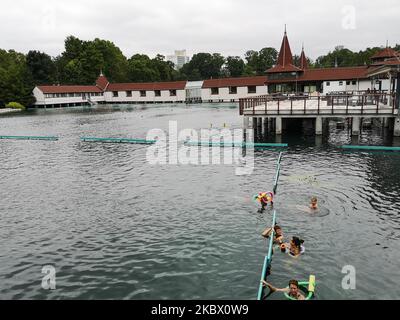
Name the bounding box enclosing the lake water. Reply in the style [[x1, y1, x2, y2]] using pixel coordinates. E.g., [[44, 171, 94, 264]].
[[0, 104, 399, 299]]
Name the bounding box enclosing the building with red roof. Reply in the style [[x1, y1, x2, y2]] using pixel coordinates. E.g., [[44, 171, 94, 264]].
[[32, 30, 399, 107]]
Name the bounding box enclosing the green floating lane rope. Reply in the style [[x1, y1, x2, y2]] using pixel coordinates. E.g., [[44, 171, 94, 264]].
[[80, 137, 157, 145], [273, 152, 283, 194], [257, 209, 277, 301], [0, 135, 58, 141], [257, 152, 283, 300], [184, 141, 288, 148], [341, 145, 400, 152]]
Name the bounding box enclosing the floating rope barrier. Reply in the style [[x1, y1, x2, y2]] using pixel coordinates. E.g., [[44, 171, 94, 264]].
[[341, 145, 400, 151], [184, 141, 288, 148], [257, 152, 283, 300], [0, 135, 58, 141], [80, 137, 157, 144]]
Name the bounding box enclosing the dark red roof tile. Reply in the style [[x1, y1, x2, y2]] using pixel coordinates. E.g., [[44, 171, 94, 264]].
[[107, 81, 187, 91], [38, 85, 102, 94]]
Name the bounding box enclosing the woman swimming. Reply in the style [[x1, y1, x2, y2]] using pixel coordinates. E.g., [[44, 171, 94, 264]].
[[280, 236, 305, 257]]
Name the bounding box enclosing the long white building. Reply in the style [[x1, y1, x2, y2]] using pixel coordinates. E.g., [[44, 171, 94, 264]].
[[32, 34, 399, 108]]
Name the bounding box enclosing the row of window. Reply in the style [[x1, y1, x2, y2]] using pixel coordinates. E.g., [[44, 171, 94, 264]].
[[326, 80, 357, 87], [44, 92, 103, 98], [113, 90, 177, 98], [211, 86, 257, 95], [45, 86, 260, 99]]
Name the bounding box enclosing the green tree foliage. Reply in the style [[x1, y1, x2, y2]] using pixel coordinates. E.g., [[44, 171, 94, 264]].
[[225, 56, 245, 77], [0, 49, 35, 107], [127, 54, 177, 82], [56, 36, 129, 84], [179, 53, 225, 80], [245, 47, 277, 75], [314, 46, 386, 68], [26, 50, 57, 85]]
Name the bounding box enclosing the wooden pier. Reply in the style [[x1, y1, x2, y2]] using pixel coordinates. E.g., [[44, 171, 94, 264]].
[[239, 93, 400, 136]]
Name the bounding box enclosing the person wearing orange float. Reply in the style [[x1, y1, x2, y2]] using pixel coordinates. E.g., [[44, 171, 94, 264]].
[[254, 192, 274, 212]]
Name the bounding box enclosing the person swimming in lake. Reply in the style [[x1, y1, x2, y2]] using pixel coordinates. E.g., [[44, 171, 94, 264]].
[[261, 225, 283, 244], [261, 279, 305, 300], [280, 236, 305, 257], [255, 192, 274, 212], [310, 197, 318, 210]]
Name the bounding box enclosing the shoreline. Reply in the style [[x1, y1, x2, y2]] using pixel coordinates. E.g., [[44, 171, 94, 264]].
[[0, 108, 22, 115]]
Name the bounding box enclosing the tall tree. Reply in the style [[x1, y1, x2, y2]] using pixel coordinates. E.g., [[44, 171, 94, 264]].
[[0, 49, 35, 106], [26, 50, 57, 85], [224, 56, 245, 77]]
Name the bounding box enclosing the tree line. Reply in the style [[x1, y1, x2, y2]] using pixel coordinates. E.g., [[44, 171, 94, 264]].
[[1, 35, 399, 107]]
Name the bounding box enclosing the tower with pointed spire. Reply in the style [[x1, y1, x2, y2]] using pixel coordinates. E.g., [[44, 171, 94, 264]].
[[266, 26, 302, 74], [299, 44, 309, 70]]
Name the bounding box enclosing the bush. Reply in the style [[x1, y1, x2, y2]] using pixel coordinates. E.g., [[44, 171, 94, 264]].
[[5, 102, 25, 110]]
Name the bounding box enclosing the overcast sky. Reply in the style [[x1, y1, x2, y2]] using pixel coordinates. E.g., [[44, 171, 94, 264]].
[[1, 0, 399, 61]]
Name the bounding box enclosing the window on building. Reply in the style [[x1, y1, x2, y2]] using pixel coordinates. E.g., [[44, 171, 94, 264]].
[[113, 91, 119, 97], [169, 90, 177, 96], [68, 93, 74, 97], [211, 87, 219, 95], [229, 86, 237, 94], [126, 91, 132, 97], [140, 90, 146, 97], [155, 90, 161, 97], [339, 81, 343, 86], [326, 82, 330, 86], [352, 81, 357, 85], [248, 86, 257, 94], [346, 81, 351, 85]]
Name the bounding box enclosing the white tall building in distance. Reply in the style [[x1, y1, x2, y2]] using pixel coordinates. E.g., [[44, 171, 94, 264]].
[[167, 50, 190, 70]]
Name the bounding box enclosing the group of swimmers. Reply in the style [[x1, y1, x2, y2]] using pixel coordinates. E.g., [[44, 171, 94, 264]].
[[255, 193, 319, 300]]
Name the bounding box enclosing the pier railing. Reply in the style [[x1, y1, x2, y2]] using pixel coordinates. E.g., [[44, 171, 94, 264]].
[[239, 93, 398, 116]]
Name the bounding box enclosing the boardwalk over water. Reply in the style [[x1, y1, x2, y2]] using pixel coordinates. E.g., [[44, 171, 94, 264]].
[[239, 93, 400, 136]]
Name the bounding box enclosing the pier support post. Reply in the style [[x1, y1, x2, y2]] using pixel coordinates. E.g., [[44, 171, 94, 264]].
[[394, 117, 400, 137], [383, 117, 390, 128], [243, 117, 249, 129], [252, 117, 257, 129], [315, 116, 323, 135], [276, 117, 282, 135], [352, 117, 360, 136], [264, 117, 269, 135]]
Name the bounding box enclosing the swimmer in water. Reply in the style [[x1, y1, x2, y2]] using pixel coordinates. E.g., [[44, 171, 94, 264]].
[[261, 225, 284, 244], [280, 236, 305, 257], [310, 197, 318, 210], [255, 192, 274, 212], [261, 279, 305, 300]]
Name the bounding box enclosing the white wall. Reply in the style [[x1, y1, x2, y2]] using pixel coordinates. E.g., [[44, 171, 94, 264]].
[[105, 90, 185, 103], [201, 85, 267, 102], [33, 87, 45, 104], [34, 88, 105, 105]]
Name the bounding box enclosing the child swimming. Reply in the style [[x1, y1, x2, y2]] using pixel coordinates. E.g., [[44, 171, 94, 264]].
[[310, 196, 318, 210], [254, 192, 274, 212]]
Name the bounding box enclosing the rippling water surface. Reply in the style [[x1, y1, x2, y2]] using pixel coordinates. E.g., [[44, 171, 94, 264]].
[[0, 104, 399, 299]]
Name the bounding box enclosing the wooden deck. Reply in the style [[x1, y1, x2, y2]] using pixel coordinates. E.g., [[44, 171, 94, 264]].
[[239, 93, 398, 117]]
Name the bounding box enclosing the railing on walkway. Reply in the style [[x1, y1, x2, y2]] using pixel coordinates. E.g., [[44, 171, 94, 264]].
[[239, 93, 398, 116]]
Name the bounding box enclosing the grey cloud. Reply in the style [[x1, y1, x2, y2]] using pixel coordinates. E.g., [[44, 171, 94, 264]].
[[0, 0, 399, 60]]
